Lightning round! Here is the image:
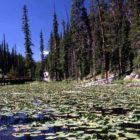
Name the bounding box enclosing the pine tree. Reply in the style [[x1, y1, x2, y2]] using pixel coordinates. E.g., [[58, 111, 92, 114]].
[[47, 0, 139, 81], [89, 0, 97, 78], [48, 32, 55, 80], [16, 54, 26, 77], [40, 31, 45, 79], [52, 10, 60, 80], [109, 0, 131, 76], [71, 0, 85, 80], [0, 39, 26, 78], [22, 5, 34, 77], [96, 0, 109, 80], [80, 5, 93, 78], [129, 0, 140, 70], [62, 21, 72, 79], [2, 35, 7, 75], [58, 32, 65, 80]]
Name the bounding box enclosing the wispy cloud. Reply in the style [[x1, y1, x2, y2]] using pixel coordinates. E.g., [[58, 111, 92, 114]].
[[43, 50, 49, 55]]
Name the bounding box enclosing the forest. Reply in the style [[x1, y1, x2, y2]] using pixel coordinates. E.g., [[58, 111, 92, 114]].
[[0, 0, 140, 81]]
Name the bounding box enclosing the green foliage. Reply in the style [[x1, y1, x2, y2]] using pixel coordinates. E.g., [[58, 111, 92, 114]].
[[133, 52, 140, 69], [129, 1, 140, 70], [22, 5, 34, 77], [1, 0, 140, 81], [47, 0, 140, 81], [8, 66, 17, 77], [0, 37, 26, 77], [48, 10, 60, 81], [35, 62, 42, 80], [112, 80, 124, 85], [58, 36, 65, 80], [1, 83, 140, 139], [39, 31, 45, 78]]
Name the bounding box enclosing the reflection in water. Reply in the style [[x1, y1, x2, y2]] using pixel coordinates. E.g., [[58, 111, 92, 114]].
[[0, 113, 66, 140]]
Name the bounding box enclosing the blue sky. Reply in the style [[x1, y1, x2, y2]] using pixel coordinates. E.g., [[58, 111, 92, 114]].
[[0, 0, 88, 61]]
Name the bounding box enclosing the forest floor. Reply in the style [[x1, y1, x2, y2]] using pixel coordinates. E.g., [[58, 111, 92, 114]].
[[0, 81, 140, 140]]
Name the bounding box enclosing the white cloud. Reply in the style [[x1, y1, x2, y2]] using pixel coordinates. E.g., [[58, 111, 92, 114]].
[[43, 50, 49, 55]]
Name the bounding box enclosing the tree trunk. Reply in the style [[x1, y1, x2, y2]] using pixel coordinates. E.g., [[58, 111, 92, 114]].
[[97, 0, 108, 82]]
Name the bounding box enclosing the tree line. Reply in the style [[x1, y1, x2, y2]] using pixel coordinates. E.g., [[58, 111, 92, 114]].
[[0, 35, 26, 77], [0, 0, 140, 81], [0, 5, 35, 78], [47, 0, 140, 81]]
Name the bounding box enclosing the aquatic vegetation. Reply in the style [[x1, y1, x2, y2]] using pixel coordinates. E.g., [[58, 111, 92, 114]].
[[0, 82, 140, 139]]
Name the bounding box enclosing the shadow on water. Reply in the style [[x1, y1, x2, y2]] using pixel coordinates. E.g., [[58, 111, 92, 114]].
[[0, 112, 66, 140], [0, 127, 61, 140]]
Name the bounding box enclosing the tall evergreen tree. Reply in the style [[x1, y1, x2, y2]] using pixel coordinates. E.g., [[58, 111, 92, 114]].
[[52, 10, 60, 80], [71, 0, 85, 80], [62, 21, 72, 79], [58, 32, 65, 80], [40, 31, 45, 78], [48, 32, 55, 80], [129, 0, 140, 69], [96, 0, 109, 80], [0, 38, 26, 77], [80, 5, 93, 78], [89, 0, 97, 78], [47, 0, 139, 81], [22, 5, 34, 77]]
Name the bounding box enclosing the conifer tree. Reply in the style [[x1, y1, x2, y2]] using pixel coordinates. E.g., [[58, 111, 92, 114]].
[[71, 0, 85, 80], [48, 32, 55, 80], [52, 10, 60, 80], [0, 38, 26, 77], [62, 21, 72, 79], [80, 5, 93, 78], [129, 0, 140, 69], [22, 5, 34, 77], [58, 32, 65, 80], [96, 0, 108, 80], [89, 0, 97, 78], [47, 0, 139, 81], [40, 31, 45, 79]]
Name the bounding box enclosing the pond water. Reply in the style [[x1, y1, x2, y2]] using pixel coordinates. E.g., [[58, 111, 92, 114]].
[[0, 112, 66, 140], [1, 83, 140, 139]]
